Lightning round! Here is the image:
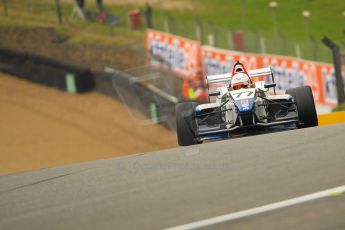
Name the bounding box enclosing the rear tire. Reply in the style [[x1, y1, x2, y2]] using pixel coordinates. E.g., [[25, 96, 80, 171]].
[[286, 86, 318, 128], [176, 102, 198, 146]]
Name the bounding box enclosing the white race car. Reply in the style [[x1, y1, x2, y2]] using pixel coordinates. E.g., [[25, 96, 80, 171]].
[[176, 62, 318, 146]]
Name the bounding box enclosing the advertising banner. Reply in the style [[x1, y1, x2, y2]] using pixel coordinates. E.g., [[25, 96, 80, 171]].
[[146, 29, 201, 78], [201, 46, 338, 106], [146, 29, 343, 106]]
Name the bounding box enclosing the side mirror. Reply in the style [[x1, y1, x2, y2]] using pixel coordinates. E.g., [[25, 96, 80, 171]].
[[264, 83, 276, 89], [209, 90, 220, 96]]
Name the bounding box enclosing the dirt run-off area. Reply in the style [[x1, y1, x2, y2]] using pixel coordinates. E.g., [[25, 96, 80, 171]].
[[0, 73, 177, 176]]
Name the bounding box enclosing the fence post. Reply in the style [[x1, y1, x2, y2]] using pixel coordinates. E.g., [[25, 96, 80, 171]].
[[213, 23, 218, 47], [199, 21, 205, 44], [3, 0, 8, 16], [208, 21, 217, 47], [227, 28, 233, 50], [279, 32, 286, 55], [322, 36, 345, 105], [260, 37, 266, 54], [54, 0, 63, 24], [295, 44, 301, 58], [163, 19, 170, 33], [252, 28, 261, 53], [168, 15, 175, 34], [310, 36, 318, 60], [207, 34, 215, 46], [144, 2, 153, 28], [195, 21, 202, 42]]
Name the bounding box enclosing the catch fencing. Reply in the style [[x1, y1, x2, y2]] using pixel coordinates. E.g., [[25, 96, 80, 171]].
[[89, 67, 179, 130], [151, 14, 333, 63], [0, 0, 334, 63]]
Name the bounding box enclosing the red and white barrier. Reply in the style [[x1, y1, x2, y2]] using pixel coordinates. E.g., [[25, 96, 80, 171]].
[[146, 29, 201, 78], [146, 30, 344, 106]]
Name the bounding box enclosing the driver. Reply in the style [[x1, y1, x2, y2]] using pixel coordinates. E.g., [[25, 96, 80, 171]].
[[230, 72, 251, 90], [228, 61, 254, 91]]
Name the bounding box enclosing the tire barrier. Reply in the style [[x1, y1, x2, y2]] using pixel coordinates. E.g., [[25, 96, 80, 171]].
[[0, 47, 94, 93]]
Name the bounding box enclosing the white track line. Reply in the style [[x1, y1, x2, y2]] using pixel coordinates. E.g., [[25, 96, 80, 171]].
[[165, 185, 345, 230]]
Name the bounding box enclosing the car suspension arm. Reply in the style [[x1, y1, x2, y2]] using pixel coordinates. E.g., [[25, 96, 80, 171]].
[[198, 99, 230, 123]]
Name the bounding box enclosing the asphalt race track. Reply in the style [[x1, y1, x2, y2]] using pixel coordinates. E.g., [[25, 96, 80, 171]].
[[0, 123, 344, 230]]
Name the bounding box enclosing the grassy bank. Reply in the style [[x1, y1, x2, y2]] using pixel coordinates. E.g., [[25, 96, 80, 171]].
[[0, 0, 145, 47], [0, 0, 344, 62], [333, 102, 345, 112]]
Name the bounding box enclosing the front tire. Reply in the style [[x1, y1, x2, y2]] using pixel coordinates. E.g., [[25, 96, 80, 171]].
[[176, 102, 198, 146], [286, 86, 318, 128]]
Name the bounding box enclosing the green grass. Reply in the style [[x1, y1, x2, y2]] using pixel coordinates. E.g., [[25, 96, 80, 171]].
[[148, 0, 345, 40], [148, 0, 345, 62], [195, 0, 344, 39], [0, 0, 145, 47], [0, 0, 344, 62], [333, 102, 345, 112]]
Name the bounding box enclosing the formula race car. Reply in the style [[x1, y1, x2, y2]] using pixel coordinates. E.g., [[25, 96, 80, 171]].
[[176, 61, 318, 146]]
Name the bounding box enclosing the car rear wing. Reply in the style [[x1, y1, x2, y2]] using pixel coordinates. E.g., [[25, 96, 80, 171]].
[[247, 67, 273, 78], [206, 67, 275, 102], [206, 67, 273, 85]]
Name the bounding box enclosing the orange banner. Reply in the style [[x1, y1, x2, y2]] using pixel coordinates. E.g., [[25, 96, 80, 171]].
[[146, 30, 343, 106], [146, 29, 201, 78], [201, 46, 338, 106]]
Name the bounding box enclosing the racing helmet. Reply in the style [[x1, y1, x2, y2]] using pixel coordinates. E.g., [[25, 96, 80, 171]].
[[232, 61, 248, 76], [231, 73, 250, 90]]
